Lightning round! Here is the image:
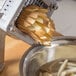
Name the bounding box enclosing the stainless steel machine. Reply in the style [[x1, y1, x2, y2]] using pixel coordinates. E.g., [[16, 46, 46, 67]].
[[20, 36, 76, 76], [0, 0, 58, 73]]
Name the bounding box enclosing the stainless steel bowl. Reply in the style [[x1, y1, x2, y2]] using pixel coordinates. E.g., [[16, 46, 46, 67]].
[[20, 36, 76, 76]]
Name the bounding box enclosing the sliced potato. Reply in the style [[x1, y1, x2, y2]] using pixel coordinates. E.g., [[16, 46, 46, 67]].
[[15, 5, 62, 45]]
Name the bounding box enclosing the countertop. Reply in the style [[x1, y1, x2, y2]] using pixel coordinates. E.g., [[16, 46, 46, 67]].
[[0, 36, 30, 76]]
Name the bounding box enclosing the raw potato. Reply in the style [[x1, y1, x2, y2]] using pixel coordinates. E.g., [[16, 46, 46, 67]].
[[38, 59, 76, 76], [57, 60, 68, 76], [61, 69, 76, 76], [60, 62, 76, 67], [15, 5, 62, 45]]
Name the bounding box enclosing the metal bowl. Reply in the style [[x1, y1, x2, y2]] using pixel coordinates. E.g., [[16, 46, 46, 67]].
[[19, 36, 76, 76], [37, 58, 76, 76]]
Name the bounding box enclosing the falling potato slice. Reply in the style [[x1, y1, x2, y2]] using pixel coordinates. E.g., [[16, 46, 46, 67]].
[[36, 16, 44, 23], [15, 5, 62, 45]]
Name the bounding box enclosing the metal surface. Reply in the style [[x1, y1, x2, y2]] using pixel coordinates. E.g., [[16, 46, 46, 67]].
[[7, 26, 35, 45], [0, 29, 6, 72], [0, 0, 6, 10], [0, 0, 27, 31], [20, 36, 76, 76], [0, 13, 3, 19]]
